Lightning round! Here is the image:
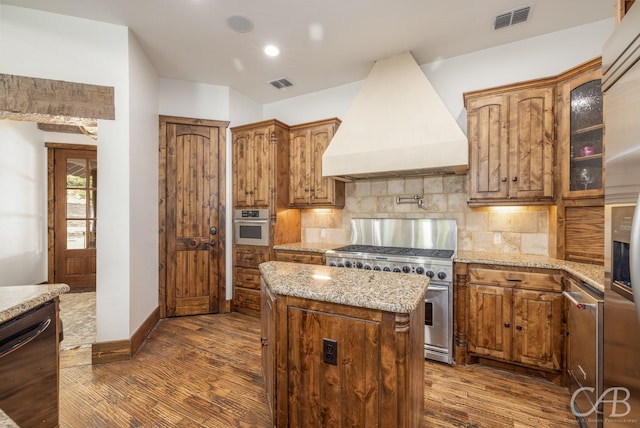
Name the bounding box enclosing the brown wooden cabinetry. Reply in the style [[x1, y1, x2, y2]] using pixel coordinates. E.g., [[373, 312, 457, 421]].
[[554, 58, 605, 264], [260, 279, 276, 421], [233, 245, 270, 316], [231, 119, 290, 211], [467, 266, 563, 373], [289, 118, 344, 208], [465, 85, 555, 205], [274, 249, 324, 265]]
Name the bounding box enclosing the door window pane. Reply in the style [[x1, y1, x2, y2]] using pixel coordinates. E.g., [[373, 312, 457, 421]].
[[89, 190, 97, 219], [67, 220, 87, 249], [89, 160, 97, 188], [66, 158, 86, 187], [67, 190, 86, 218], [88, 219, 97, 249]]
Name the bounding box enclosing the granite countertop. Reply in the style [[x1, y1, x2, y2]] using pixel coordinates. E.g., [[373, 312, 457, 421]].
[[0, 409, 18, 428], [0, 283, 70, 324], [455, 251, 605, 293], [259, 261, 428, 313]]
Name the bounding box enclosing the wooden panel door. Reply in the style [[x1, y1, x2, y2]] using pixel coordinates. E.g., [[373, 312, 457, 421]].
[[289, 128, 311, 205], [53, 147, 97, 290], [508, 87, 555, 201], [161, 118, 227, 317], [467, 95, 510, 201], [512, 289, 563, 370], [468, 284, 512, 361], [260, 279, 277, 422], [309, 124, 336, 205]]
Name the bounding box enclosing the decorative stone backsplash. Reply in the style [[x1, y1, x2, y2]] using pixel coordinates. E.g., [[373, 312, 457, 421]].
[[301, 175, 551, 256]]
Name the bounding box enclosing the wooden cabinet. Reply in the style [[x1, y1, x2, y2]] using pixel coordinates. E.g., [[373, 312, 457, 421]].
[[233, 245, 270, 316], [260, 279, 276, 422], [274, 249, 324, 265], [465, 85, 555, 205], [467, 266, 563, 372], [231, 119, 290, 211], [264, 287, 424, 427], [554, 58, 605, 264], [289, 118, 345, 208]]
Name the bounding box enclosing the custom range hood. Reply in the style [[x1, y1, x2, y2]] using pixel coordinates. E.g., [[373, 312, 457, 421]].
[[322, 52, 468, 181]]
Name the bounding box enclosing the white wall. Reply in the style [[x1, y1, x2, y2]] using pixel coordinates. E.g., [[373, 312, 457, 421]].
[[127, 30, 160, 336], [1, 5, 136, 342], [0, 121, 47, 286]]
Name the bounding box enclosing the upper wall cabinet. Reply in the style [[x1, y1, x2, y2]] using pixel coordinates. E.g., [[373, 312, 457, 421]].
[[289, 118, 345, 208], [557, 62, 604, 199], [465, 85, 555, 206], [231, 119, 290, 212]]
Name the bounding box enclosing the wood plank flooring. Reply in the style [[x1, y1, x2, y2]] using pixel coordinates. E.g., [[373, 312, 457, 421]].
[[59, 313, 578, 427]]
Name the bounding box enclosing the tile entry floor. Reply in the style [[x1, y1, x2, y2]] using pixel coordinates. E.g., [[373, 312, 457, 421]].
[[59, 291, 96, 367]]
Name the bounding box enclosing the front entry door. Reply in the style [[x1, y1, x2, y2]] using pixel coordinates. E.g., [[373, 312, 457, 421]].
[[160, 116, 229, 317], [51, 146, 97, 290]]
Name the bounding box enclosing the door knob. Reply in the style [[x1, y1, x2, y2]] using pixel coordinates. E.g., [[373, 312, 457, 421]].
[[209, 239, 217, 247], [210, 226, 217, 235]]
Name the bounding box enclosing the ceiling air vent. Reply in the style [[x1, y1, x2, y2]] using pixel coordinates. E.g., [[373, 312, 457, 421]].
[[494, 5, 532, 30], [269, 78, 293, 89]]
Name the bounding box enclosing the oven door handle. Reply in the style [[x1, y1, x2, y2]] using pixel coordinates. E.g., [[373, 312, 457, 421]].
[[426, 284, 449, 292], [630, 192, 640, 323], [234, 218, 268, 223]]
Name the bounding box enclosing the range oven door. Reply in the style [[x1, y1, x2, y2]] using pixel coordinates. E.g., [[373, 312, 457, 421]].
[[424, 282, 452, 364]]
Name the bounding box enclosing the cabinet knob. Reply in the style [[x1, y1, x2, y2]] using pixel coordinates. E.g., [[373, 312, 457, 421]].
[[516, 325, 523, 331], [512, 176, 518, 182], [501, 177, 507, 182], [504, 323, 510, 328]]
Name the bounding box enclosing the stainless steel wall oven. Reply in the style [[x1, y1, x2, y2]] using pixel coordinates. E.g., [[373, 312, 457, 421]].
[[233, 209, 270, 246]]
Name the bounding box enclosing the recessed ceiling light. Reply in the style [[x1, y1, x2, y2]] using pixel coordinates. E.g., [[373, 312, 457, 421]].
[[226, 15, 254, 33], [264, 45, 280, 57]]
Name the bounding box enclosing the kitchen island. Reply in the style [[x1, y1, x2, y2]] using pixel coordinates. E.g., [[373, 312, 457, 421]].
[[259, 261, 427, 428]]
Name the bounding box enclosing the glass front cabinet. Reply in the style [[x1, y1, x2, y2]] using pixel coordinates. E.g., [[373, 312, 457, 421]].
[[557, 64, 604, 198]]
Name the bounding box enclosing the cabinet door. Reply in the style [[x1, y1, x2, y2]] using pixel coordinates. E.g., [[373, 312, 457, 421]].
[[232, 130, 253, 207], [252, 126, 273, 207], [261, 280, 276, 421], [512, 289, 563, 370], [558, 67, 604, 198], [309, 124, 336, 205], [289, 128, 311, 205], [508, 87, 555, 201], [468, 284, 513, 361], [467, 95, 510, 201]]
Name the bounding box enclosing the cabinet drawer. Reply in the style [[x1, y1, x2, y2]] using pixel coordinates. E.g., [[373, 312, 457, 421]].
[[275, 250, 324, 265], [234, 247, 270, 268], [234, 267, 261, 290], [234, 287, 261, 316], [469, 267, 562, 292]]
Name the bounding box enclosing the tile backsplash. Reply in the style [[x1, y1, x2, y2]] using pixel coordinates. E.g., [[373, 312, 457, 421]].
[[301, 175, 551, 256]]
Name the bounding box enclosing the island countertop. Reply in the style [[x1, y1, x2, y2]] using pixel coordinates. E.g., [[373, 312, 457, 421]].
[[0, 283, 70, 324], [258, 261, 428, 313]]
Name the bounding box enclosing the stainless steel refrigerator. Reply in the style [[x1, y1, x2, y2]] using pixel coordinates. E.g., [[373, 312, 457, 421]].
[[602, 4, 640, 426]]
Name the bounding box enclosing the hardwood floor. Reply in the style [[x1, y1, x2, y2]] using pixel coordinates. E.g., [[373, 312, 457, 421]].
[[59, 313, 578, 427]]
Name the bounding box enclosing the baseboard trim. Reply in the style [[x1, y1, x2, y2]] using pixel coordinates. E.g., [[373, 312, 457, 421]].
[[91, 306, 160, 364]]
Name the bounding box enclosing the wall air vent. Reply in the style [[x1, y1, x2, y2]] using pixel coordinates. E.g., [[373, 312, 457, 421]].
[[269, 78, 293, 89], [494, 5, 532, 30]]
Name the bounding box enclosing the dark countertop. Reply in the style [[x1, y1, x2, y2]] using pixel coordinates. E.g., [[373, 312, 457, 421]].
[[0, 283, 70, 324], [259, 261, 428, 313]]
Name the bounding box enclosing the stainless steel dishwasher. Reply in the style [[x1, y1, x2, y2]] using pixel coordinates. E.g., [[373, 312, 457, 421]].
[[564, 279, 604, 428]]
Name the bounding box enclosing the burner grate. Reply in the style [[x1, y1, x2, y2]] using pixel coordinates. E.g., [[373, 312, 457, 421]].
[[332, 245, 454, 259]]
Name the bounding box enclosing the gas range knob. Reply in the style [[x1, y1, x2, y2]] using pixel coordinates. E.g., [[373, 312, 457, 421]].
[[415, 266, 425, 275], [329, 261, 337, 267], [345, 261, 353, 268], [356, 261, 363, 269], [337, 262, 345, 268], [393, 267, 401, 273], [364, 265, 372, 270], [373, 266, 381, 271], [383, 267, 391, 272], [437, 272, 447, 280], [402, 266, 411, 273], [426, 271, 435, 278]]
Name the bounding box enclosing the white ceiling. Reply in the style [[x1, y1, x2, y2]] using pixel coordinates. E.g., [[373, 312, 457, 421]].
[[4, 0, 613, 104]]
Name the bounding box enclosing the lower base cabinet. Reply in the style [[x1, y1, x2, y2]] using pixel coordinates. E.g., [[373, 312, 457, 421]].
[[466, 265, 564, 374], [261, 279, 424, 427]]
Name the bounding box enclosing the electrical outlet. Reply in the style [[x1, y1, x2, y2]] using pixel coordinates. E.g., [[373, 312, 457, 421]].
[[322, 338, 337, 365], [493, 232, 502, 244], [320, 228, 327, 238]]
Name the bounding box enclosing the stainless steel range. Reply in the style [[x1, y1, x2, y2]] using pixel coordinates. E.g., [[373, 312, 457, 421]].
[[325, 218, 456, 364]]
